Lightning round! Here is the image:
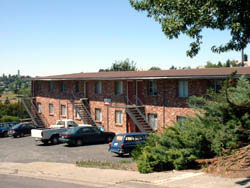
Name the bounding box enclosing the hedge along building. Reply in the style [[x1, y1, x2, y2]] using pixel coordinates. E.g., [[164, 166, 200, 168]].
[[24, 67, 250, 133]]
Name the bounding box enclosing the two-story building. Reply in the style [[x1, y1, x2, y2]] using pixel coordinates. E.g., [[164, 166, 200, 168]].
[[24, 67, 250, 134]]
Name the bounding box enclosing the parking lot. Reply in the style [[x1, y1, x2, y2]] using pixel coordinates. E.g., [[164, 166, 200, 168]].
[[0, 136, 131, 163]]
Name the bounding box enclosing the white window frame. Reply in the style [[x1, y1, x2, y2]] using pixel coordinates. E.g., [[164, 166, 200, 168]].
[[37, 102, 42, 113], [95, 108, 102, 121], [115, 81, 123, 95], [95, 81, 102, 94], [60, 105, 67, 116], [49, 103, 54, 115], [148, 113, 158, 131], [178, 80, 188, 98], [148, 80, 158, 96], [115, 110, 123, 124]]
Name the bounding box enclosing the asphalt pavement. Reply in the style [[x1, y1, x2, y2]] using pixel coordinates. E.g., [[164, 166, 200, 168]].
[[0, 136, 131, 163], [0, 175, 94, 188]]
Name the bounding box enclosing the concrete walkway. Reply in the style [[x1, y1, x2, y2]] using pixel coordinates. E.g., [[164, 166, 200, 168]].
[[0, 162, 249, 188]]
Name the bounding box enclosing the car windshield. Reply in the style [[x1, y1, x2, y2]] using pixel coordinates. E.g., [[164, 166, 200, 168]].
[[115, 136, 124, 142], [56, 121, 65, 126], [12, 124, 22, 129]]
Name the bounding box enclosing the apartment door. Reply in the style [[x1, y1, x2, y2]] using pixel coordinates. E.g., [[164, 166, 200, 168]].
[[136, 81, 144, 105], [127, 81, 136, 104]]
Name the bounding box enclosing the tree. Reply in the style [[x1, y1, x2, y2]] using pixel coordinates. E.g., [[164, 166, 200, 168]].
[[130, 0, 250, 57], [149, 66, 161, 70], [132, 75, 250, 173], [99, 58, 137, 72], [169, 65, 177, 70]]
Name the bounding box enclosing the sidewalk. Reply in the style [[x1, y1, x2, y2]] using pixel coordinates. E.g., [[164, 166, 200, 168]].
[[0, 162, 249, 188]]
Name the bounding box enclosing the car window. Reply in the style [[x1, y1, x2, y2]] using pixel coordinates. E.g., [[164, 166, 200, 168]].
[[89, 127, 100, 133], [115, 136, 124, 142], [134, 135, 144, 141], [125, 136, 135, 142], [78, 127, 89, 134], [57, 121, 65, 126], [68, 121, 78, 128]]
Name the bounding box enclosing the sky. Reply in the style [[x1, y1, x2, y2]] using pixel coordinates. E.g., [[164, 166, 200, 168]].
[[0, 0, 249, 77]]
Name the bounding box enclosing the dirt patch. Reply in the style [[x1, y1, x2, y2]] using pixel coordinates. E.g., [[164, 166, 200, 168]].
[[198, 145, 250, 178]]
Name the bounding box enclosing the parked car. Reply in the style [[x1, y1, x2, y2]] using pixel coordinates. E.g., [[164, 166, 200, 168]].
[[31, 119, 90, 145], [8, 123, 35, 138], [59, 126, 115, 146], [109, 133, 149, 156], [0, 122, 17, 137]]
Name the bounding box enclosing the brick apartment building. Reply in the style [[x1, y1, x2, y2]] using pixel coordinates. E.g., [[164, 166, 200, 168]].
[[24, 67, 250, 134]]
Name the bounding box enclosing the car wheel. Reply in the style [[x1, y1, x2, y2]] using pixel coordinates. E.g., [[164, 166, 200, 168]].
[[3, 131, 8, 137], [51, 136, 59, 145], [76, 139, 83, 146]]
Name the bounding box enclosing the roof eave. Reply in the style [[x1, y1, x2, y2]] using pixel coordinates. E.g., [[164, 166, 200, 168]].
[[31, 74, 250, 81]]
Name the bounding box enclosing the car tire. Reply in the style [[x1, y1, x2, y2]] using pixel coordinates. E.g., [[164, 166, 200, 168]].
[[76, 139, 83, 146], [51, 136, 59, 145], [3, 131, 8, 137]]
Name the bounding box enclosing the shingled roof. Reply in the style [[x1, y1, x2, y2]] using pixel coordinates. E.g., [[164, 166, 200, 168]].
[[33, 67, 250, 80]]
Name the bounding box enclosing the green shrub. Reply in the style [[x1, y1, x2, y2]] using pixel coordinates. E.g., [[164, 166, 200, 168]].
[[1, 115, 19, 122], [133, 76, 250, 173]]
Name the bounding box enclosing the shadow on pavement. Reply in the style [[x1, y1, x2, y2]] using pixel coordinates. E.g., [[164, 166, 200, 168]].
[[235, 177, 250, 186]]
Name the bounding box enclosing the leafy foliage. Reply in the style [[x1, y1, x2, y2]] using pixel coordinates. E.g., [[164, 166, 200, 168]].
[[149, 66, 161, 70], [99, 58, 137, 72], [133, 76, 250, 173], [0, 102, 29, 122], [130, 0, 250, 57]]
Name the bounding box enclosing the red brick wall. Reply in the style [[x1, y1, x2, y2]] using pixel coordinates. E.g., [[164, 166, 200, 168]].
[[33, 79, 210, 133]]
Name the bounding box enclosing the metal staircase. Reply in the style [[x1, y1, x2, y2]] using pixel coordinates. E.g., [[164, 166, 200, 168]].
[[126, 96, 153, 133], [21, 97, 48, 128], [71, 98, 97, 126]]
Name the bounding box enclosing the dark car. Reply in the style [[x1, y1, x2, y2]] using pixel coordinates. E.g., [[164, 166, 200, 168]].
[[109, 133, 149, 156], [0, 124, 12, 137], [8, 123, 35, 138], [59, 126, 115, 146]]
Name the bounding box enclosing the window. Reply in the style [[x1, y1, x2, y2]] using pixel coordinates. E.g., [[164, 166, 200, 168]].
[[148, 80, 158, 96], [37, 103, 42, 113], [49, 81, 54, 93], [75, 81, 80, 93], [115, 110, 123, 124], [177, 116, 187, 122], [60, 105, 66, 116], [95, 81, 102, 94], [178, 80, 188, 98], [125, 136, 135, 142], [210, 80, 222, 93], [115, 81, 123, 95], [49, 104, 54, 115], [148, 114, 158, 131], [60, 81, 66, 92], [95, 108, 102, 121], [37, 81, 41, 93], [75, 110, 81, 119]]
